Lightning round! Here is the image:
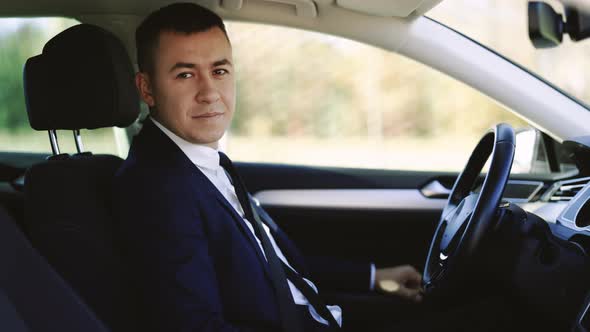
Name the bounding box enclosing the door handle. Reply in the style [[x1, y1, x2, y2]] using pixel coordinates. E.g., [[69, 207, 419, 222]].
[[421, 180, 451, 199]]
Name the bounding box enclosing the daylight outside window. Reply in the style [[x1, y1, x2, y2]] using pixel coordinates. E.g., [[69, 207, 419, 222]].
[[0, 17, 120, 155], [223, 21, 528, 172]]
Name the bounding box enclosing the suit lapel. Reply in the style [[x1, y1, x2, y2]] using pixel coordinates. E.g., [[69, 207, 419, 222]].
[[192, 171, 272, 280], [135, 120, 272, 280]]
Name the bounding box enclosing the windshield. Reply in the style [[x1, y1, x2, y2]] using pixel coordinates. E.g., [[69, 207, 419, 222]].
[[429, 0, 590, 106]]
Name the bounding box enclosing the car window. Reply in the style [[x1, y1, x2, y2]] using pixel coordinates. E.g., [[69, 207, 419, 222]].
[[429, 0, 590, 109], [0, 18, 121, 155], [223, 22, 529, 172]]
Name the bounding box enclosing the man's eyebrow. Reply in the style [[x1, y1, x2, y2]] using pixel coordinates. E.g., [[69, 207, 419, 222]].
[[213, 59, 233, 67], [169, 62, 195, 72], [169, 59, 232, 73]]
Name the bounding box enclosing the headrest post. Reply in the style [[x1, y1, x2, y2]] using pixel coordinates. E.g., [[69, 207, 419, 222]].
[[48, 130, 60, 155], [73, 129, 84, 153]]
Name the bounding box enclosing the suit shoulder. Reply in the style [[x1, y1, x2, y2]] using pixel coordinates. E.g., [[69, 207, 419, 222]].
[[111, 159, 201, 234], [115, 163, 192, 195]]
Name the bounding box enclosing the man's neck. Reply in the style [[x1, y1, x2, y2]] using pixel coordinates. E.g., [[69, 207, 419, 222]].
[[150, 116, 219, 149]]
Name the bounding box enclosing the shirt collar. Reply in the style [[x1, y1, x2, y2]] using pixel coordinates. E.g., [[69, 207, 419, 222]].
[[150, 117, 220, 170]]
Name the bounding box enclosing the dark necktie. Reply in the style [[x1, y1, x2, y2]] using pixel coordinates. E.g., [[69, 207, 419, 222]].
[[219, 152, 303, 332], [218, 152, 340, 330]]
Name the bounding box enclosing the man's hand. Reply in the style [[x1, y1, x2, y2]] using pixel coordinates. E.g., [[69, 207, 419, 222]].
[[375, 265, 423, 302]]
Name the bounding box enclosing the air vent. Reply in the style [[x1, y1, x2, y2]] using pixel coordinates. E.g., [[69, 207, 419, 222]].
[[547, 177, 590, 202]]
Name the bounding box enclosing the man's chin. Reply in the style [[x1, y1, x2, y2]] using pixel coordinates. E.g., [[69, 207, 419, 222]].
[[186, 135, 222, 149]]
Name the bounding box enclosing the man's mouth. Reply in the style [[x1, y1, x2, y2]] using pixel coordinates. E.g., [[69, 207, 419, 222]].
[[192, 112, 223, 118]]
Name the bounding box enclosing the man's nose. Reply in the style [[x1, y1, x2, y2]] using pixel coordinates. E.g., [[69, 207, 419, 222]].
[[196, 76, 221, 104]]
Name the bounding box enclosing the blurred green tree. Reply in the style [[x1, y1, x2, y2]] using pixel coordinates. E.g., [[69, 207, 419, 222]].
[[0, 24, 43, 131], [0, 18, 78, 132]]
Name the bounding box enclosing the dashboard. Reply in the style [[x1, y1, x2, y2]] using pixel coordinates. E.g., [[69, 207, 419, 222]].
[[500, 134, 590, 331]]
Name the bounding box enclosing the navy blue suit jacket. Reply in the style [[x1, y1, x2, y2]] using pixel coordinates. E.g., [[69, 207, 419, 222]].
[[112, 120, 370, 331]]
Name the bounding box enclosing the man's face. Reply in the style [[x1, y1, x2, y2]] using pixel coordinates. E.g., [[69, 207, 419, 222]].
[[136, 27, 235, 148]]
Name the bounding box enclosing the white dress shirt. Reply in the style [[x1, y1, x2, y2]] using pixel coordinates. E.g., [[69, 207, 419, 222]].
[[152, 118, 343, 327]]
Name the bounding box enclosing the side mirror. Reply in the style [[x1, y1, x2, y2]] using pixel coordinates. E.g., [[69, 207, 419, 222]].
[[528, 1, 590, 48], [513, 128, 551, 174]]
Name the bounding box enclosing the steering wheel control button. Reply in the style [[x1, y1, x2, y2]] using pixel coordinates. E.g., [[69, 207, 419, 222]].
[[440, 193, 480, 251], [378, 280, 400, 294]]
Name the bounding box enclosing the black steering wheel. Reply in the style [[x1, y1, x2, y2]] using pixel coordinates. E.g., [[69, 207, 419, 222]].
[[423, 123, 515, 296]]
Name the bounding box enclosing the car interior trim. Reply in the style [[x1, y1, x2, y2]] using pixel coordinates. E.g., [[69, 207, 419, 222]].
[[335, 0, 442, 18], [254, 189, 446, 210], [504, 179, 545, 202]]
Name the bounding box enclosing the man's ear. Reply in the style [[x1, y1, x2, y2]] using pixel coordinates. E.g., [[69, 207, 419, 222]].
[[135, 72, 155, 107]]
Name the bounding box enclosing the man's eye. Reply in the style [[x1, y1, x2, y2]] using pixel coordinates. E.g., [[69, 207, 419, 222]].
[[213, 69, 229, 76], [177, 72, 193, 79]]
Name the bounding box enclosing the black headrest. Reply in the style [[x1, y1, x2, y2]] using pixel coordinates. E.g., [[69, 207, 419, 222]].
[[24, 24, 140, 130]]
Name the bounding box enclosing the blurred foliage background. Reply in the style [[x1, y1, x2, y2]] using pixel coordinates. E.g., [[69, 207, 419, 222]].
[[228, 22, 525, 140], [0, 19, 82, 132], [0, 0, 587, 171], [0, 18, 118, 154]]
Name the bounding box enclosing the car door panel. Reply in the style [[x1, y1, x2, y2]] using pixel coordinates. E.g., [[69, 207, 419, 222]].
[[237, 162, 450, 270]]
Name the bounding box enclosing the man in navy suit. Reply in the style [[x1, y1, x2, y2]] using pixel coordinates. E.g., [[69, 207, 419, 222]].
[[113, 3, 422, 331]]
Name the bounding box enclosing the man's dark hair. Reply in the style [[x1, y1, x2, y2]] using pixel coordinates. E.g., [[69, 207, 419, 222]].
[[136, 2, 229, 75]]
